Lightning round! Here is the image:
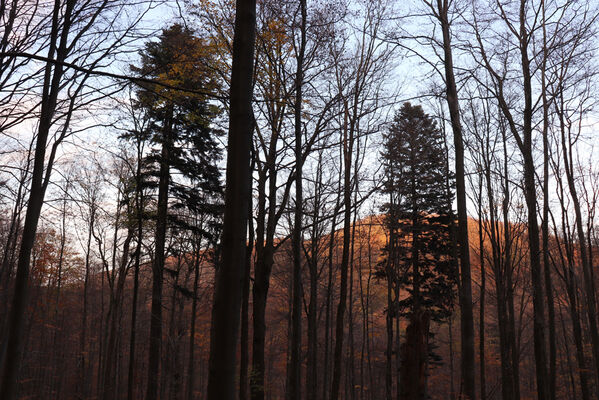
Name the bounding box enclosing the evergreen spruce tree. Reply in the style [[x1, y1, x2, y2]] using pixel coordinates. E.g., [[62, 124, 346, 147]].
[[381, 101, 456, 320], [131, 24, 224, 223], [379, 102, 457, 399], [126, 24, 223, 400]]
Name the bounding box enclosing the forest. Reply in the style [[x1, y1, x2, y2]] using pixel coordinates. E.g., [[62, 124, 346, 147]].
[[1, 0, 599, 399]]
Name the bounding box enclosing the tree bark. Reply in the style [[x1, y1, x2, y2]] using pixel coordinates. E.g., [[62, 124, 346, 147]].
[[128, 140, 145, 400], [399, 311, 430, 400], [0, 1, 74, 396], [540, 7, 556, 397], [557, 92, 599, 393], [240, 193, 254, 400], [331, 104, 352, 400], [104, 226, 133, 400], [306, 153, 323, 400], [206, 0, 256, 397], [289, 1, 307, 398], [435, 2, 476, 397], [477, 189, 486, 400], [519, 5, 549, 397], [145, 109, 172, 400]]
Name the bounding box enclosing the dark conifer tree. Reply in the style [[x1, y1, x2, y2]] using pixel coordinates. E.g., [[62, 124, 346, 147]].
[[379, 102, 457, 399], [381, 102, 456, 320], [131, 24, 223, 219], [128, 24, 223, 400]]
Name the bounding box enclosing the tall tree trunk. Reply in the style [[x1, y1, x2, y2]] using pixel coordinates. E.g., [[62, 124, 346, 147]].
[[435, 2, 476, 397], [186, 244, 201, 400], [240, 194, 254, 400], [146, 113, 172, 400], [400, 311, 430, 400], [104, 227, 134, 400], [501, 127, 521, 400], [206, 0, 256, 397], [50, 187, 69, 397], [348, 193, 359, 400], [385, 256, 394, 400], [540, 6, 556, 396], [557, 92, 599, 391], [480, 4, 549, 396], [289, 1, 306, 397], [251, 162, 270, 400], [477, 191, 486, 400], [519, 4, 549, 397], [251, 132, 288, 400], [323, 187, 341, 400], [0, 1, 74, 396], [128, 142, 144, 400], [481, 130, 515, 400], [552, 186, 591, 400], [306, 154, 323, 400], [80, 199, 95, 399], [565, 271, 591, 400], [331, 104, 353, 400]]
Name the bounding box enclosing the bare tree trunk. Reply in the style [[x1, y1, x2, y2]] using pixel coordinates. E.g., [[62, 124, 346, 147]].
[[385, 259, 394, 400], [206, 0, 256, 397], [50, 180, 69, 398], [348, 196, 358, 400], [519, 6, 549, 397], [323, 183, 341, 400], [540, 6, 556, 396], [306, 153, 323, 400], [473, 2, 549, 396], [557, 91, 599, 392], [0, 2, 75, 397], [289, 1, 307, 398], [565, 271, 591, 400], [331, 105, 353, 400], [186, 244, 201, 400], [478, 122, 516, 400], [104, 226, 133, 400], [251, 160, 271, 400], [400, 311, 430, 400], [128, 141, 144, 400], [433, 2, 476, 396], [240, 193, 254, 400], [550, 187, 591, 400], [80, 196, 95, 399], [477, 188, 486, 400], [438, 7, 476, 400], [501, 129, 521, 400]]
